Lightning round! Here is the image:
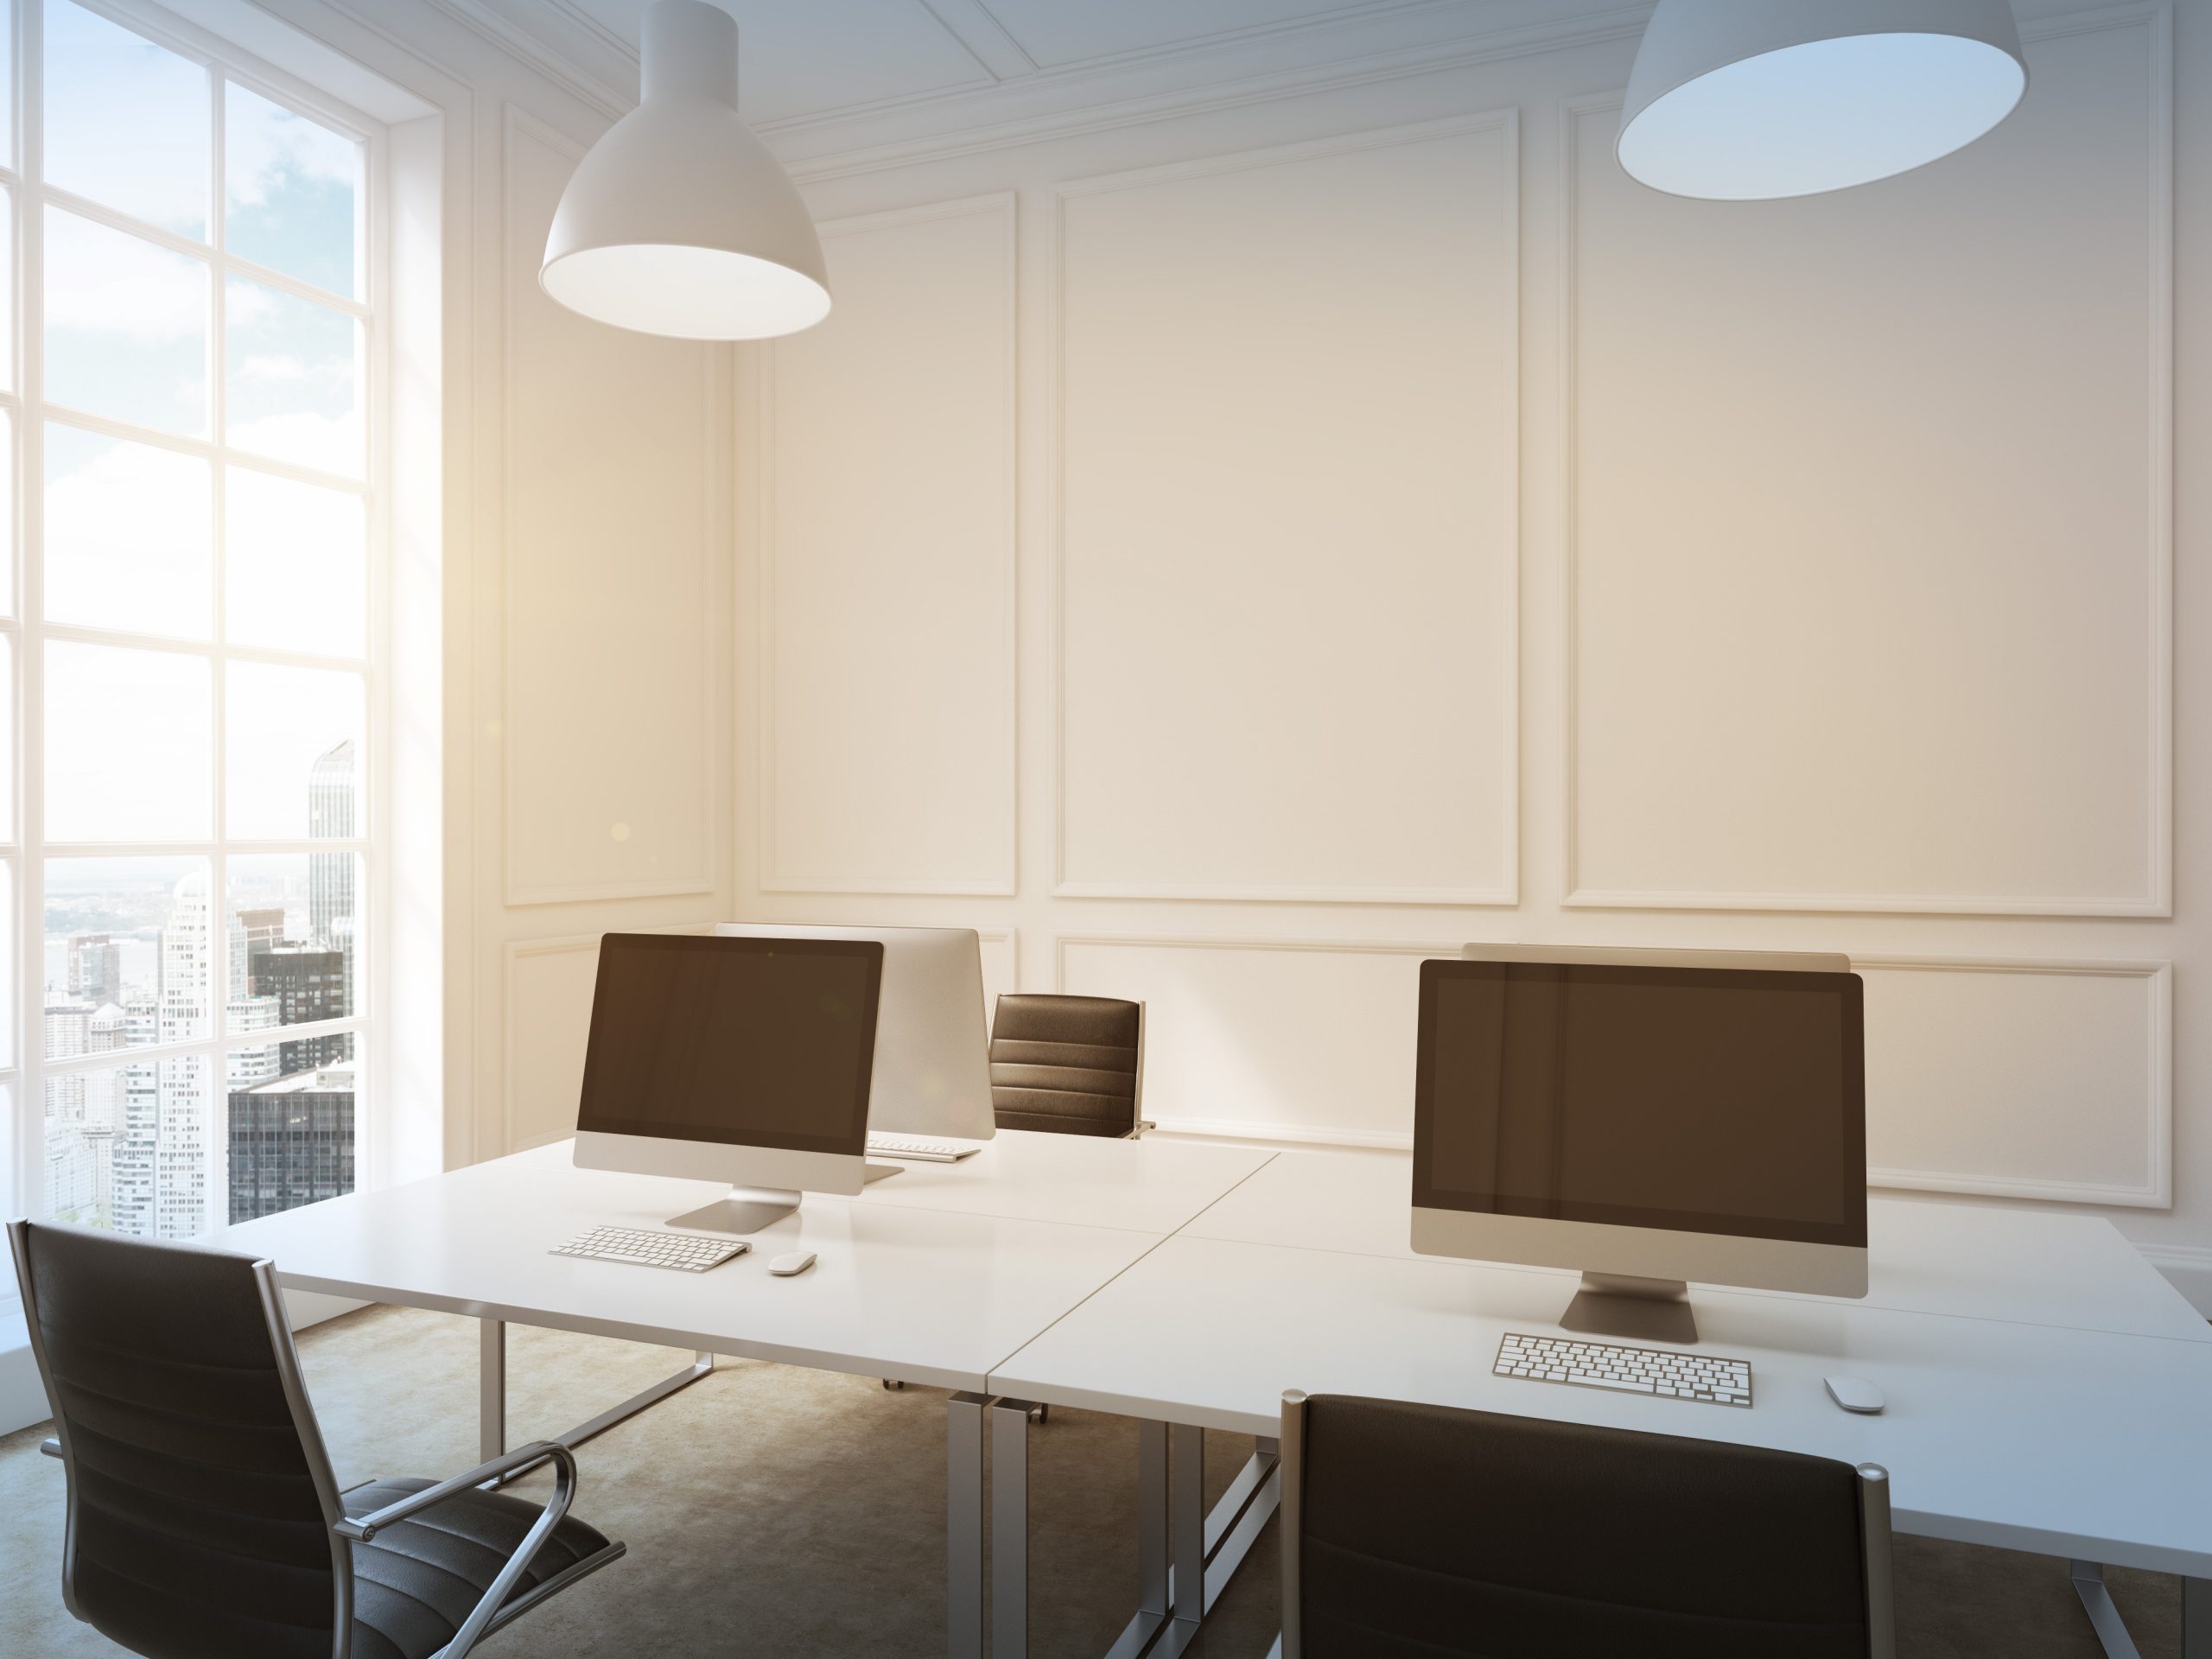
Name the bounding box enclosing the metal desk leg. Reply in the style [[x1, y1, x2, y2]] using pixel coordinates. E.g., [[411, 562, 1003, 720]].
[[477, 1315, 715, 1485], [2069, 1562, 2144, 1659], [990, 1398, 1038, 1659], [2185, 1577, 2209, 1659], [1103, 1421, 1173, 1659], [480, 1318, 505, 1462], [949, 1393, 989, 1659]]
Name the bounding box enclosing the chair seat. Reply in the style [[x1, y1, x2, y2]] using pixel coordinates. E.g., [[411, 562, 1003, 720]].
[[342, 1477, 614, 1659]]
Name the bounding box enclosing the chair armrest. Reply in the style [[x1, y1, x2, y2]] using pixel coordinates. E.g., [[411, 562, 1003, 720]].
[[336, 1440, 582, 1659], [334, 1440, 573, 1542], [40, 1437, 60, 1460]]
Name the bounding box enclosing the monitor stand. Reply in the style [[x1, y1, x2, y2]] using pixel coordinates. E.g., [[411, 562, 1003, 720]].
[[862, 1162, 904, 1185], [1560, 1273, 1699, 1346], [666, 1186, 802, 1234]]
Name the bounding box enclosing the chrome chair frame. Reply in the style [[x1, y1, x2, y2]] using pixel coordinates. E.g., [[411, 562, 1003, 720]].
[[1273, 1388, 1896, 1659], [10, 1219, 625, 1659]]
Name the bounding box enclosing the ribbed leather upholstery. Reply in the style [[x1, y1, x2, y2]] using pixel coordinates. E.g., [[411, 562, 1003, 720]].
[[17, 1222, 345, 1659], [989, 994, 1141, 1137], [13, 1221, 617, 1659], [1297, 1395, 1873, 1659], [343, 1478, 612, 1659]]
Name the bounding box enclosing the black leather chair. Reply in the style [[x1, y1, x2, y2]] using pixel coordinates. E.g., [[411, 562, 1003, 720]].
[[10, 1218, 626, 1659], [1276, 1390, 1896, 1659], [988, 993, 1148, 1138]]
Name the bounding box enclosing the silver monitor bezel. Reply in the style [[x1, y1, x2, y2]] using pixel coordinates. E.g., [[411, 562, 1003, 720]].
[[1412, 944, 1869, 1299]]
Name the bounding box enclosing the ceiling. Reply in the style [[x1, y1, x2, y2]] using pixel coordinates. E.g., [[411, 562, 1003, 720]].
[[543, 0, 1430, 126]]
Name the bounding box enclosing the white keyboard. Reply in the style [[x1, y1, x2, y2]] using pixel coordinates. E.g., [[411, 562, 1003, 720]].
[[867, 1135, 981, 1164], [552, 1226, 750, 1273], [1495, 1332, 1753, 1408]]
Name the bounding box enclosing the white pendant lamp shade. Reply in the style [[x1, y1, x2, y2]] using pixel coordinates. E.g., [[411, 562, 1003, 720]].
[[542, 0, 830, 340], [1618, 0, 2028, 200]]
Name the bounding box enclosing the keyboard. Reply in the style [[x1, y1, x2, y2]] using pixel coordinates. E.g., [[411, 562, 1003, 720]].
[[1494, 1332, 1752, 1408], [551, 1226, 751, 1273], [867, 1135, 981, 1164]]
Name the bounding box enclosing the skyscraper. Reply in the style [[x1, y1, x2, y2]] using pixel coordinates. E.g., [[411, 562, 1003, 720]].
[[308, 740, 356, 946], [65, 933, 121, 1006], [227, 1065, 354, 1223]]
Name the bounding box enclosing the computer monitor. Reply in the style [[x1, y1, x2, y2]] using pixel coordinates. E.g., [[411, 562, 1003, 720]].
[[1412, 944, 1866, 1344], [710, 924, 995, 1143], [572, 933, 884, 1233]]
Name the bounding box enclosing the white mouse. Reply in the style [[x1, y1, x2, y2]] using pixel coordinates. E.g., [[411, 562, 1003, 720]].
[[769, 1250, 817, 1277], [1824, 1376, 1884, 1414]]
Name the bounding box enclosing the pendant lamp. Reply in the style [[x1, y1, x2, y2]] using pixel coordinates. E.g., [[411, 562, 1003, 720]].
[[541, 0, 830, 340], [1618, 0, 2029, 200]]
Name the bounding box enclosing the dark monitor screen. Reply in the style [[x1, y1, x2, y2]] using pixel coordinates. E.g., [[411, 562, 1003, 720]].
[[576, 934, 884, 1157], [1413, 959, 1866, 1248]]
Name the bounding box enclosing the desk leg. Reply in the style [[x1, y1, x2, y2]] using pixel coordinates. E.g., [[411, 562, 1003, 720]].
[[2185, 1577, 2209, 1659], [990, 1398, 1038, 1659], [949, 1393, 989, 1659], [1103, 1423, 1281, 1659], [480, 1318, 505, 1463], [2069, 1562, 2145, 1659]]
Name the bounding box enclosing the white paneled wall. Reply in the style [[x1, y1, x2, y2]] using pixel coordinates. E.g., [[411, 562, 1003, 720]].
[[722, 0, 2201, 1284]]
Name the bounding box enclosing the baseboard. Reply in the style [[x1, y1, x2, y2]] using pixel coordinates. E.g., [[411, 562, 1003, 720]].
[[2135, 1243, 2212, 1319], [1147, 1116, 1413, 1152]]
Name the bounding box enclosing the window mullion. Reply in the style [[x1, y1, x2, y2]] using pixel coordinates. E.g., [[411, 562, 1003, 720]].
[[207, 54, 228, 1230], [16, 0, 44, 1231]]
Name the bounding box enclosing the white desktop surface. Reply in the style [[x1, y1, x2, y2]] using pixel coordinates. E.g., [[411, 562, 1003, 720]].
[[1180, 1147, 2211, 1344], [985, 1233, 2212, 1578], [212, 1141, 1162, 1393], [856, 1128, 1274, 1232]]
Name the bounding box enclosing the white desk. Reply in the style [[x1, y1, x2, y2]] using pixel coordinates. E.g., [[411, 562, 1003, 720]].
[[1182, 1147, 2212, 1344], [985, 1149, 2211, 1659]]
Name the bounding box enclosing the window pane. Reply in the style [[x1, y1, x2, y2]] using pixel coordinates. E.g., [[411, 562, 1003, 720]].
[[226, 83, 361, 299], [46, 425, 213, 639], [0, 868, 12, 1068], [43, 856, 213, 1056], [46, 208, 210, 436], [48, 1052, 212, 1235], [226, 276, 362, 477], [225, 662, 362, 840], [227, 1038, 355, 1223], [45, 0, 209, 239], [46, 642, 213, 842], [230, 851, 359, 1033], [226, 467, 365, 658]]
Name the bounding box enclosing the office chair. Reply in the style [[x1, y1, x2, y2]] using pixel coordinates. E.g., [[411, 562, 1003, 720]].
[[10, 1219, 626, 1659], [988, 994, 1149, 1138], [1274, 1390, 1896, 1659]]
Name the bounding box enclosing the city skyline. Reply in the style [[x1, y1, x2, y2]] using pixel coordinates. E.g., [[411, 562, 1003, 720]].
[[42, 736, 359, 1236]]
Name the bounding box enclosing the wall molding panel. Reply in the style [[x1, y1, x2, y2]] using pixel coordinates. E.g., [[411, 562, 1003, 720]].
[[1856, 956, 2172, 1209], [501, 106, 721, 906], [753, 192, 1020, 898], [1055, 932, 1460, 1143], [1049, 112, 1521, 906], [1558, 1, 2173, 918]]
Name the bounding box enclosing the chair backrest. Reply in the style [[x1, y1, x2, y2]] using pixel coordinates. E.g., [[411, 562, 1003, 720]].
[[9, 1219, 352, 1659], [988, 994, 1145, 1137], [1279, 1391, 1893, 1659]]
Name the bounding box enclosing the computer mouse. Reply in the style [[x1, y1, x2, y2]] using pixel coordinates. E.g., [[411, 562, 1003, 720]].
[[769, 1251, 817, 1277], [1824, 1376, 1884, 1414]]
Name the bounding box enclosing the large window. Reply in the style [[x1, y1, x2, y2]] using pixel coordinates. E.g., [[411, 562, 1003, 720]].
[[3, 0, 384, 1239]]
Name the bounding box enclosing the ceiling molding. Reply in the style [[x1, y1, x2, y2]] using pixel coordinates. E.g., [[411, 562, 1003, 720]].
[[916, 0, 1040, 80], [420, 0, 634, 116], [778, 3, 1649, 182]]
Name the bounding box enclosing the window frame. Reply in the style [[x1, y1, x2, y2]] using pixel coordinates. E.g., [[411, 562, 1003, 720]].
[[2, 0, 391, 1244]]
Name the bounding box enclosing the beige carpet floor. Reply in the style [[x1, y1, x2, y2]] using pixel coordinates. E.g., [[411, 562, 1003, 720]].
[[0, 1304, 2184, 1657]]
